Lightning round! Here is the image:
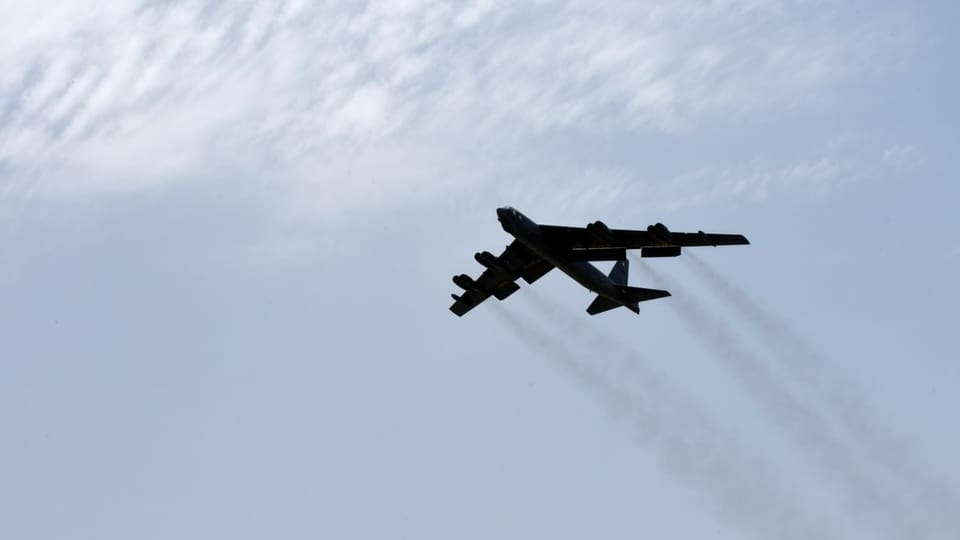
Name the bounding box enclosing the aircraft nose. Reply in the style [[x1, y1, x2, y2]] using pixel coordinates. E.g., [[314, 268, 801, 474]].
[[496, 207, 509, 221]]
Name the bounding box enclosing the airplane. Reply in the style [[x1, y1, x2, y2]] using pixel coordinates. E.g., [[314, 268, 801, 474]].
[[450, 207, 749, 316]]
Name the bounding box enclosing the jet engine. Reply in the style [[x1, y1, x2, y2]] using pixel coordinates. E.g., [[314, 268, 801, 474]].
[[587, 220, 613, 242], [453, 274, 480, 292], [647, 222, 673, 243], [474, 251, 501, 270]]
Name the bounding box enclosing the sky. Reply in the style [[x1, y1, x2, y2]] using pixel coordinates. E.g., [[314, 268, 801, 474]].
[[2, 1, 959, 539]]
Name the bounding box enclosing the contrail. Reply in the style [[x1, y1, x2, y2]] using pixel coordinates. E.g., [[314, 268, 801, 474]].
[[681, 251, 960, 532], [490, 295, 842, 540], [634, 258, 933, 539]]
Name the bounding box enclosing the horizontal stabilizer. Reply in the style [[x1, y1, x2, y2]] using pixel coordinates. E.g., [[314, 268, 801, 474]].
[[586, 285, 671, 315], [586, 295, 622, 315], [618, 285, 671, 303]]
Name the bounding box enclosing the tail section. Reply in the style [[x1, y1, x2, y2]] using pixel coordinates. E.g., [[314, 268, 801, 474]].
[[609, 259, 629, 285], [618, 285, 671, 303], [587, 295, 622, 315], [587, 259, 670, 315]]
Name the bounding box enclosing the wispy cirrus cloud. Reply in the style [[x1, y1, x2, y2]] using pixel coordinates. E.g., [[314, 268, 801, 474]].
[[485, 141, 925, 223], [0, 0, 909, 212]]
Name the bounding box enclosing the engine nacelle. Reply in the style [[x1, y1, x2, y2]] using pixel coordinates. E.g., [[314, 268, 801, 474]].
[[641, 246, 681, 258], [587, 220, 612, 242], [697, 230, 717, 246], [453, 274, 480, 292], [474, 251, 501, 270], [647, 222, 673, 243]]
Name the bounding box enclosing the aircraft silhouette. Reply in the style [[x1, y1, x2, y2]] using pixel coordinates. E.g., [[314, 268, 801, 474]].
[[450, 207, 749, 316]]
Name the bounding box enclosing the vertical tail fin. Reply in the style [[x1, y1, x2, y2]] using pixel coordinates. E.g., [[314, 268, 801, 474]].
[[586, 259, 669, 315], [608, 259, 628, 285]]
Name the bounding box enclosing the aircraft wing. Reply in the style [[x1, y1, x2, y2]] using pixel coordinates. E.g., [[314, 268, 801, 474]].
[[450, 240, 554, 316], [539, 223, 749, 252]]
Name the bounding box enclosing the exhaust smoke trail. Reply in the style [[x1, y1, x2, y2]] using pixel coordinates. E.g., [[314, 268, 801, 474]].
[[490, 296, 842, 540], [681, 252, 960, 533], [634, 258, 936, 539]]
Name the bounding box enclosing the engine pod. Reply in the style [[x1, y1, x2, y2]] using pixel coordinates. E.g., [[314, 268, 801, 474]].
[[641, 246, 681, 258]]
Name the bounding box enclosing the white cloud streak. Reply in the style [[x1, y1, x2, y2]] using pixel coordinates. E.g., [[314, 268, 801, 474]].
[[0, 0, 899, 211]]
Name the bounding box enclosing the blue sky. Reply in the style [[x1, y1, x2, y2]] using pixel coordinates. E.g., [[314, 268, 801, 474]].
[[2, 1, 958, 539]]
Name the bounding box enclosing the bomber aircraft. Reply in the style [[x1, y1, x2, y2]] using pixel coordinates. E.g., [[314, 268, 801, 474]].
[[450, 207, 749, 316]]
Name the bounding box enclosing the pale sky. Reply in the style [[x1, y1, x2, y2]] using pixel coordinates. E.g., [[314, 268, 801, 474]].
[[2, 1, 959, 539]]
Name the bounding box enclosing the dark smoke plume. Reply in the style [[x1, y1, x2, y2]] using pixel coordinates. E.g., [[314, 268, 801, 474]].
[[682, 252, 960, 534], [635, 258, 936, 539], [490, 296, 842, 540]]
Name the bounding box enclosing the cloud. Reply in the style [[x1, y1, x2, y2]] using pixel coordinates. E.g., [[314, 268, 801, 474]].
[[483, 139, 930, 223], [0, 0, 906, 209], [881, 144, 920, 168]]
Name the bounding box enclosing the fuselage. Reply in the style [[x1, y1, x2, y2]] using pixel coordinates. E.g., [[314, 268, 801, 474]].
[[496, 206, 632, 307]]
